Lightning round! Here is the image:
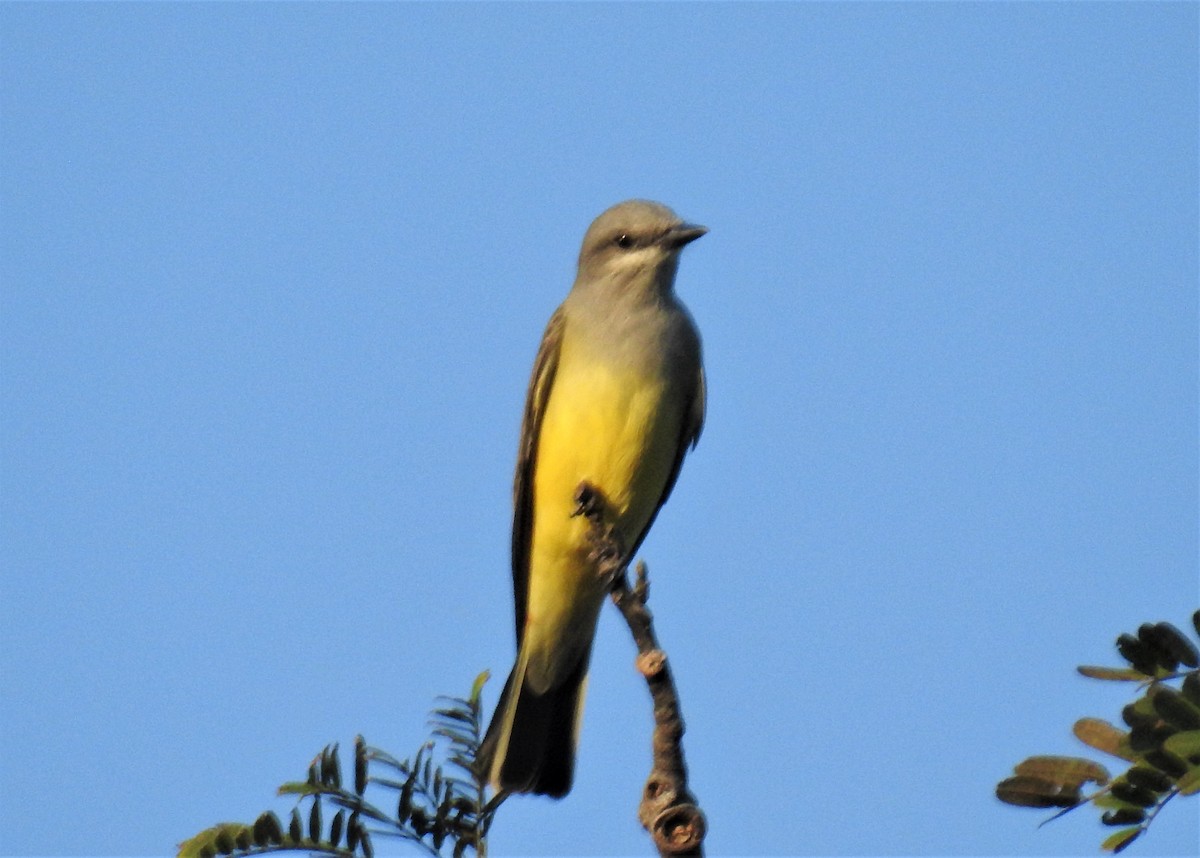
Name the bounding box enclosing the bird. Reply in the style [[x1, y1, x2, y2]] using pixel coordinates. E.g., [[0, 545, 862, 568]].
[[476, 199, 707, 798]]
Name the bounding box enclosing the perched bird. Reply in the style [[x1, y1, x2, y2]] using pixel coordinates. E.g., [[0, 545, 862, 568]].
[[477, 199, 707, 798]]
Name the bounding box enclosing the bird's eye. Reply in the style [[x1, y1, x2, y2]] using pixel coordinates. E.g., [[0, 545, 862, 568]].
[[614, 234, 634, 249]]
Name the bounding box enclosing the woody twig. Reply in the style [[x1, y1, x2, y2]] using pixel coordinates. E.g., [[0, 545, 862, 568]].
[[573, 482, 706, 857]]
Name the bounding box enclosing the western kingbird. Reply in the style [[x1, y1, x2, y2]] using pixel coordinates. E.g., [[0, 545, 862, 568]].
[[477, 199, 707, 798]]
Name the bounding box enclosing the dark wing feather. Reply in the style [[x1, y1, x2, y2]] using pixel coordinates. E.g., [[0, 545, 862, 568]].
[[510, 308, 566, 646]]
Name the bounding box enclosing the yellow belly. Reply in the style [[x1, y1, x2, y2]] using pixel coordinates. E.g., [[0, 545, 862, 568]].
[[522, 356, 681, 691]]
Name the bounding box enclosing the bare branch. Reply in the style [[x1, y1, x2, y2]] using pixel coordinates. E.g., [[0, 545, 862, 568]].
[[574, 482, 707, 857]]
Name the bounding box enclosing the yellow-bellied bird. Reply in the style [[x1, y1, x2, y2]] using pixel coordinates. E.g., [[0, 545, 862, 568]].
[[477, 199, 707, 797]]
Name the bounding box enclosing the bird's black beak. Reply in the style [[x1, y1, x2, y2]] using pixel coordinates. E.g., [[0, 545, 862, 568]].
[[664, 223, 708, 249]]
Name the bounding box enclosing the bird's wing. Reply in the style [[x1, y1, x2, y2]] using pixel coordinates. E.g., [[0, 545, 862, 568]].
[[510, 307, 566, 647], [626, 361, 706, 560]]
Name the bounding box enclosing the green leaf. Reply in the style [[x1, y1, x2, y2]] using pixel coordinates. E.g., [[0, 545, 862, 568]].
[[347, 811, 361, 851], [1117, 633, 1159, 676], [1182, 673, 1200, 706], [1109, 781, 1157, 808], [1077, 665, 1147, 682], [470, 670, 490, 704], [251, 811, 283, 847], [1163, 729, 1200, 761], [1137, 623, 1180, 672], [996, 775, 1080, 808], [1101, 807, 1146, 825], [1074, 718, 1136, 762], [1151, 622, 1199, 668], [1093, 791, 1144, 812], [1121, 696, 1159, 729], [329, 809, 344, 849], [432, 727, 474, 746], [1125, 766, 1173, 793], [308, 796, 321, 842], [1142, 748, 1188, 778], [176, 824, 251, 858], [1177, 766, 1200, 796], [212, 829, 235, 855], [1152, 688, 1200, 731], [1014, 755, 1109, 788], [1101, 826, 1140, 853], [327, 744, 342, 789], [355, 735, 368, 796], [433, 707, 474, 725]]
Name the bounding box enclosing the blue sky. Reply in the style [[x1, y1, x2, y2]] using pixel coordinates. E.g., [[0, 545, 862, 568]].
[[2, 3, 1196, 856]]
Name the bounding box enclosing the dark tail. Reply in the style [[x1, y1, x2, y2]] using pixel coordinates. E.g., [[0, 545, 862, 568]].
[[476, 650, 588, 799]]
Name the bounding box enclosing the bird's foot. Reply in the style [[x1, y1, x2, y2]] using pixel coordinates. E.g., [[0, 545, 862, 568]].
[[572, 481, 628, 591]]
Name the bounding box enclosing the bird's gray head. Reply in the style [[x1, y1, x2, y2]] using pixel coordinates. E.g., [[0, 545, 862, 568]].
[[575, 200, 706, 294]]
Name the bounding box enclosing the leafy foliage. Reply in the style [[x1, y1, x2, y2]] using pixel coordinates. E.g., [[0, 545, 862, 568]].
[[996, 611, 1200, 853], [178, 672, 499, 858]]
